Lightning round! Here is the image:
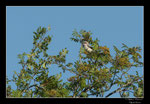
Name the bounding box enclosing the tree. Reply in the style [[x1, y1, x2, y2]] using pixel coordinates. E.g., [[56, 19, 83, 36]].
[[6, 26, 144, 98]]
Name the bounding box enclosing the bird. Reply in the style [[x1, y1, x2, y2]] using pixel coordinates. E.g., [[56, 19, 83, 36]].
[[82, 41, 93, 52]]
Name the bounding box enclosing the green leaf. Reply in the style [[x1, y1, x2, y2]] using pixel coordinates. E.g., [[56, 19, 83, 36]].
[[136, 71, 139, 76], [42, 63, 46, 69], [56, 72, 62, 80], [80, 78, 86, 89], [14, 71, 17, 75], [22, 52, 26, 56], [12, 90, 22, 97], [122, 43, 128, 49], [28, 65, 31, 70], [17, 54, 22, 59], [72, 29, 80, 37], [113, 46, 120, 54], [27, 54, 31, 59], [136, 87, 143, 96], [66, 63, 73, 67], [132, 85, 137, 90], [80, 92, 88, 97], [37, 26, 41, 33], [48, 25, 51, 31], [42, 27, 46, 34], [70, 38, 79, 42], [33, 32, 37, 35], [92, 43, 98, 51]]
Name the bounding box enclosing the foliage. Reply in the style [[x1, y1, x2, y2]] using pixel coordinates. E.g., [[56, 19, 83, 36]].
[[6, 27, 143, 98]]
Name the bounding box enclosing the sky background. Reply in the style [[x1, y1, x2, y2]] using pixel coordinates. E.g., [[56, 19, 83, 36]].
[[6, 6, 144, 98]]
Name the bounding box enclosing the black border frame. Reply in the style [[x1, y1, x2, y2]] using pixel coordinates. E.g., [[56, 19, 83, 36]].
[[1, 0, 145, 104]]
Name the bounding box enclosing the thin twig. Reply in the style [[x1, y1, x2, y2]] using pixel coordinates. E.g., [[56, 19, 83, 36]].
[[105, 77, 140, 98]]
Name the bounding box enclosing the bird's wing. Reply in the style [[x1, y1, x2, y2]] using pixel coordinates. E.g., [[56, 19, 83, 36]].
[[87, 44, 93, 49]]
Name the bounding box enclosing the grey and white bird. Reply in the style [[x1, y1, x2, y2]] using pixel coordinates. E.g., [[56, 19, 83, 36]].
[[82, 41, 93, 52]]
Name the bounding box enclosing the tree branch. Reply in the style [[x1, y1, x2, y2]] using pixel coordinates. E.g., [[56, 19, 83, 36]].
[[105, 77, 140, 98]]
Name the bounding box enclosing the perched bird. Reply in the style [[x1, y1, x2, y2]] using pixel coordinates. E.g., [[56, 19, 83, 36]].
[[82, 41, 93, 52]]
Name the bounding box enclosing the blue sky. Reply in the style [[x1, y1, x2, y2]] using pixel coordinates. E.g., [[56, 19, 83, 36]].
[[6, 6, 143, 98]]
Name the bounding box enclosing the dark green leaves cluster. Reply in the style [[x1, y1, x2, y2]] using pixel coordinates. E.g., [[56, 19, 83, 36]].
[[7, 26, 70, 98], [6, 27, 143, 98], [69, 30, 143, 98]]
